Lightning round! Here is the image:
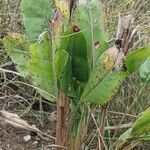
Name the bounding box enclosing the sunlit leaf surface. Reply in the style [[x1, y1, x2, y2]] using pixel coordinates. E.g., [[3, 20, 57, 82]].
[[28, 32, 56, 101], [131, 108, 150, 136], [81, 46, 122, 105], [140, 57, 150, 84], [125, 46, 150, 74], [73, 0, 109, 63], [55, 50, 69, 78], [21, 0, 54, 41], [3, 33, 30, 77]]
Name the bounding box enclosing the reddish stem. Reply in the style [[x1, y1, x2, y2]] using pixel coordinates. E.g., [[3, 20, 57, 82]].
[[56, 92, 69, 149]]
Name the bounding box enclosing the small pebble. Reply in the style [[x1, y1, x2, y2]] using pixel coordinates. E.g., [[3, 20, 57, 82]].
[[32, 141, 38, 145], [23, 135, 31, 142]]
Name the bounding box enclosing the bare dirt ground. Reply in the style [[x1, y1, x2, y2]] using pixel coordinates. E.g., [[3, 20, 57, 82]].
[[0, 82, 56, 150]]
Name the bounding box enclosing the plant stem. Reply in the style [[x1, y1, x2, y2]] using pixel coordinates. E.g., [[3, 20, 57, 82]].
[[56, 92, 69, 149], [88, 106, 107, 150], [99, 103, 108, 150]]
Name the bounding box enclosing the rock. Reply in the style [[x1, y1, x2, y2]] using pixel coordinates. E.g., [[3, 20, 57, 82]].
[[23, 135, 31, 142], [32, 141, 38, 145]]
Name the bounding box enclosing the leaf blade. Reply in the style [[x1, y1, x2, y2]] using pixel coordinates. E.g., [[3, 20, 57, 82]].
[[3, 33, 30, 77], [81, 46, 122, 105], [21, 0, 54, 41], [125, 46, 150, 74], [28, 32, 56, 101], [131, 108, 150, 136], [140, 57, 150, 84]]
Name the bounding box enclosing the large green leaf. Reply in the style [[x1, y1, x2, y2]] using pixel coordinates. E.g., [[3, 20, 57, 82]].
[[28, 32, 56, 101], [59, 28, 89, 94], [58, 28, 89, 99], [125, 46, 150, 75], [70, 31, 89, 82], [81, 46, 122, 105], [140, 57, 150, 84], [73, 0, 108, 65], [21, 0, 54, 41], [3, 33, 30, 77], [131, 108, 150, 137], [81, 70, 121, 105]]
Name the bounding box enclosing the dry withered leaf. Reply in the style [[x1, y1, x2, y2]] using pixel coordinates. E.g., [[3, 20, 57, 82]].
[[0, 109, 55, 141], [0, 109, 40, 132]]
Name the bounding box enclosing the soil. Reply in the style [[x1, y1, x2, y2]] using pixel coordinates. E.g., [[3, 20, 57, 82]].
[[0, 81, 56, 150]]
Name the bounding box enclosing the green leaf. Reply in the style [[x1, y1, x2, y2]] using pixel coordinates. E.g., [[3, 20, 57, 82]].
[[81, 70, 121, 105], [58, 29, 74, 93], [118, 108, 150, 143], [60, 28, 89, 82], [138, 135, 150, 141], [73, 0, 109, 65], [81, 46, 122, 105], [131, 108, 150, 136], [119, 128, 132, 141], [28, 32, 56, 101], [3, 33, 30, 77], [119, 129, 150, 142], [125, 46, 150, 74], [55, 50, 69, 78], [140, 57, 150, 84], [59, 28, 73, 51], [70, 32, 89, 82], [21, 0, 54, 41]]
